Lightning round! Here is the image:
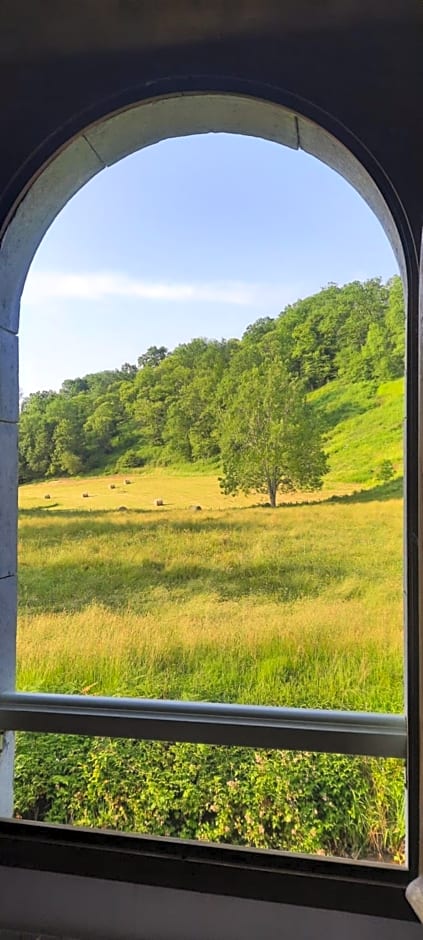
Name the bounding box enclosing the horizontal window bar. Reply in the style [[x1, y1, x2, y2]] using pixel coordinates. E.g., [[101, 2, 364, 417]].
[[0, 692, 406, 757]]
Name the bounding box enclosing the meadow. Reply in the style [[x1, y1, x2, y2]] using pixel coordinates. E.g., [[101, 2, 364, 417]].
[[15, 467, 405, 862]]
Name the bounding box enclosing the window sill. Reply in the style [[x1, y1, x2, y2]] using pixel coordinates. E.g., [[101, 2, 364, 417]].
[[0, 819, 416, 922]]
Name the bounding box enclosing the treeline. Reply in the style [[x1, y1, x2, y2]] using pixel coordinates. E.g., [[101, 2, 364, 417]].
[[19, 277, 404, 482]]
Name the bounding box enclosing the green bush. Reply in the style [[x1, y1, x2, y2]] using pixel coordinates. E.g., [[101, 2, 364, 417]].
[[376, 460, 395, 484], [114, 449, 145, 470], [14, 733, 405, 861]]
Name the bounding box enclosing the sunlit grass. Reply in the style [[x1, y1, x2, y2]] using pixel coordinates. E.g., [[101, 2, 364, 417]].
[[17, 473, 403, 713], [311, 377, 404, 484], [15, 469, 405, 860]]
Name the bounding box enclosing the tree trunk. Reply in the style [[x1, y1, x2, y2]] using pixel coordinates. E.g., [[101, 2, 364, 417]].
[[267, 480, 277, 508]]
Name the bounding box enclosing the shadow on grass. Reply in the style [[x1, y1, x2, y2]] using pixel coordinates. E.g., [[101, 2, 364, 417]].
[[321, 477, 403, 505], [19, 506, 152, 518], [19, 477, 404, 541], [18, 552, 347, 613], [19, 478, 403, 546], [254, 477, 403, 509], [312, 394, 372, 433], [18, 514, 243, 546]]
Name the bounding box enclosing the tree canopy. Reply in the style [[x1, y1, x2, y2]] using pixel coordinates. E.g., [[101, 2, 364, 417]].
[[218, 357, 327, 506], [19, 276, 404, 485]]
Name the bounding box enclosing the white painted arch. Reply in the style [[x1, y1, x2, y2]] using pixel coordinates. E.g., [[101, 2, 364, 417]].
[[0, 92, 407, 335], [0, 91, 408, 815]]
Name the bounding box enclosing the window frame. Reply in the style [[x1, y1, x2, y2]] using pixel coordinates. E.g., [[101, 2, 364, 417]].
[[0, 89, 419, 924], [0, 819, 415, 921]]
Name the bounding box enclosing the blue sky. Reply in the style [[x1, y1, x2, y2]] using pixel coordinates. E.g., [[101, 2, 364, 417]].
[[20, 133, 398, 396]]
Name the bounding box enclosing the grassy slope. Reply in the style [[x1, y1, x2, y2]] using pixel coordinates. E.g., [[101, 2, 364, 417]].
[[311, 377, 404, 485]]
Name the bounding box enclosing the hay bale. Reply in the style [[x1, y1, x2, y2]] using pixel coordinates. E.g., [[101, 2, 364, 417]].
[[117, 506, 127, 512], [124, 478, 132, 485], [109, 483, 116, 490], [82, 492, 89, 498], [44, 494, 51, 500], [154, 498, 164, 506], [190, 504, 202, 511]]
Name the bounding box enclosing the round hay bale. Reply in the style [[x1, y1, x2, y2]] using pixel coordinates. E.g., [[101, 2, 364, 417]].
[[82, 492, 89, 498], [109, 483, 116, 490], [117, 506, 127, 512], [190, 504, 202, 511], [124, 479, 132, 485], [154, 498, 164, 506], [44, 494, 51, 500]]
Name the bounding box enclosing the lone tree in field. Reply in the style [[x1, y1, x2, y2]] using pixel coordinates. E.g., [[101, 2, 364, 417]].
[[219, 359, 328, 508]]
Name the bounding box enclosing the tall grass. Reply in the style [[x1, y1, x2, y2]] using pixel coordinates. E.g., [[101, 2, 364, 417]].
[[15, 471, 405, 860], [18, 489, 403, 711]]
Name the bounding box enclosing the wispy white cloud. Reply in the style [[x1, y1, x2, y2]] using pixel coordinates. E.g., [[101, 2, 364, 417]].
[[22, 270, 294, 309]]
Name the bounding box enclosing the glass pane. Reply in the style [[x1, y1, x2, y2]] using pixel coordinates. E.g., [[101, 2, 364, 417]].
[[18, 139, 405, 714], [16, 135, 406, 865]]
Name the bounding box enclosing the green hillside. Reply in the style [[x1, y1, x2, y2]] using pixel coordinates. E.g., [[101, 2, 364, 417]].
[[18, 277, 404, 495], [312, 377, 404, 486]]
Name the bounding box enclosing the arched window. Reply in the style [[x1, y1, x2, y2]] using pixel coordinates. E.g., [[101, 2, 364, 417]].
[[0, 93, 419, 926]]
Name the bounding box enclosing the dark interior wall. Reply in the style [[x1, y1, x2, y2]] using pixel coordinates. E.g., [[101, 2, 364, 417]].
[[0, 0, 421, 258], [0, 3, 422, 936], [0, 867, 422, 940]]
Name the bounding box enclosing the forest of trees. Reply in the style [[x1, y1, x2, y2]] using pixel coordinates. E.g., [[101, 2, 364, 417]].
[[19, 276, 404, 487]]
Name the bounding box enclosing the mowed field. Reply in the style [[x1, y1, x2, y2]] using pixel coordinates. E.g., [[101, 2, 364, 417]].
[[15, 470, 405, 861]]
